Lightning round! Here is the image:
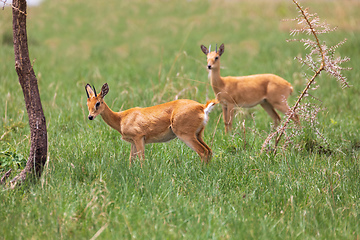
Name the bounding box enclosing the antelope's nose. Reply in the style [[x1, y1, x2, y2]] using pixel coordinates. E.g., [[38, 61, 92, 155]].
[[88, 115, 94, 120], [207, 65, 211, 70]]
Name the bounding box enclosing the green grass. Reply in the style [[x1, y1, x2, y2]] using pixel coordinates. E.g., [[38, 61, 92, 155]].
[[1, 0, 359, 239]]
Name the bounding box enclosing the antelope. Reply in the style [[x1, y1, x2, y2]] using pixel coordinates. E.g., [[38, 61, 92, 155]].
[[200, 43, 299, 133], [85, 83, 218, 166]]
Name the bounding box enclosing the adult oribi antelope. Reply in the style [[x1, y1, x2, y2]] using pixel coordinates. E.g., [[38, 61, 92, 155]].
[[85, 83, 218, 165], [201, 43, 299, 133]]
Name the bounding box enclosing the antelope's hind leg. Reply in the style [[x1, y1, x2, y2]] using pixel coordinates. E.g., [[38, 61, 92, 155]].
[[196, 128, 212, 163], [260, 100, 281, 126], [171, 114, 211, 163], [267, 98, 300, 125], [177, 134, 210, 163]]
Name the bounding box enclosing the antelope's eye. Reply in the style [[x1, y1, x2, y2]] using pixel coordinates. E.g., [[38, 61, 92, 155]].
[[215, 56, 219, 61], [95, 102, 100, 109]]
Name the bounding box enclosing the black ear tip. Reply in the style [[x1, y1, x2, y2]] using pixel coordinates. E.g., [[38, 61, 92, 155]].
[[85, 84, 91, 98]]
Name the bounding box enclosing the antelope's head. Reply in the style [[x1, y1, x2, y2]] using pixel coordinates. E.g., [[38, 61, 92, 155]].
[[200, 43, 224, 70], [85, 83, 109, 120]]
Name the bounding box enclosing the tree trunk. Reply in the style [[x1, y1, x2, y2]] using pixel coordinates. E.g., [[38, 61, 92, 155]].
[[9, 0, 48, 185]]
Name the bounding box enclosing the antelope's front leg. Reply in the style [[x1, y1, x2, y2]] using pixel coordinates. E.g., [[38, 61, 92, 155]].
[[133, 137, 146, 167], [221, 104, 229, 133], [222, 103, 234, 134], [129, 143, 137, 167]]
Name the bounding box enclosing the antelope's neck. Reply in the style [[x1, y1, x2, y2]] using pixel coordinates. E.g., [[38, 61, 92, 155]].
[[100, 103, 122, 132], [209, 67, 224, 94]]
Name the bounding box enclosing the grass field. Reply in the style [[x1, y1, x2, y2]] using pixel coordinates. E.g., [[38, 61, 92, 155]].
[[1, 0, 359, 239]]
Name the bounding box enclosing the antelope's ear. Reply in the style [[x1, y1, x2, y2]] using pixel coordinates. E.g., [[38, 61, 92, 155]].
[[100, 83, 109, 98], [85, 84, 95, 98], [219, 43, 225, 56], [200, 45, 208, 55]]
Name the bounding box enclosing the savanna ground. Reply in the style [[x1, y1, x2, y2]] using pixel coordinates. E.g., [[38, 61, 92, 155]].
[[0, 0, 359, 239]]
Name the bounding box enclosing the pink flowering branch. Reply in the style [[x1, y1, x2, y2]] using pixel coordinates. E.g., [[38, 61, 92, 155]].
[[262, 0, 351, 153]]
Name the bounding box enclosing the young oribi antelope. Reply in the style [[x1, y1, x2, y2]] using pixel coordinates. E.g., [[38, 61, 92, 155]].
[[85, 83, 218, 166], [201, 43, 299, 133]]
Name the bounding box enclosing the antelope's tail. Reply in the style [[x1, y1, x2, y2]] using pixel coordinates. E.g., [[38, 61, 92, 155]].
[[204, 99, 219, 115]]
